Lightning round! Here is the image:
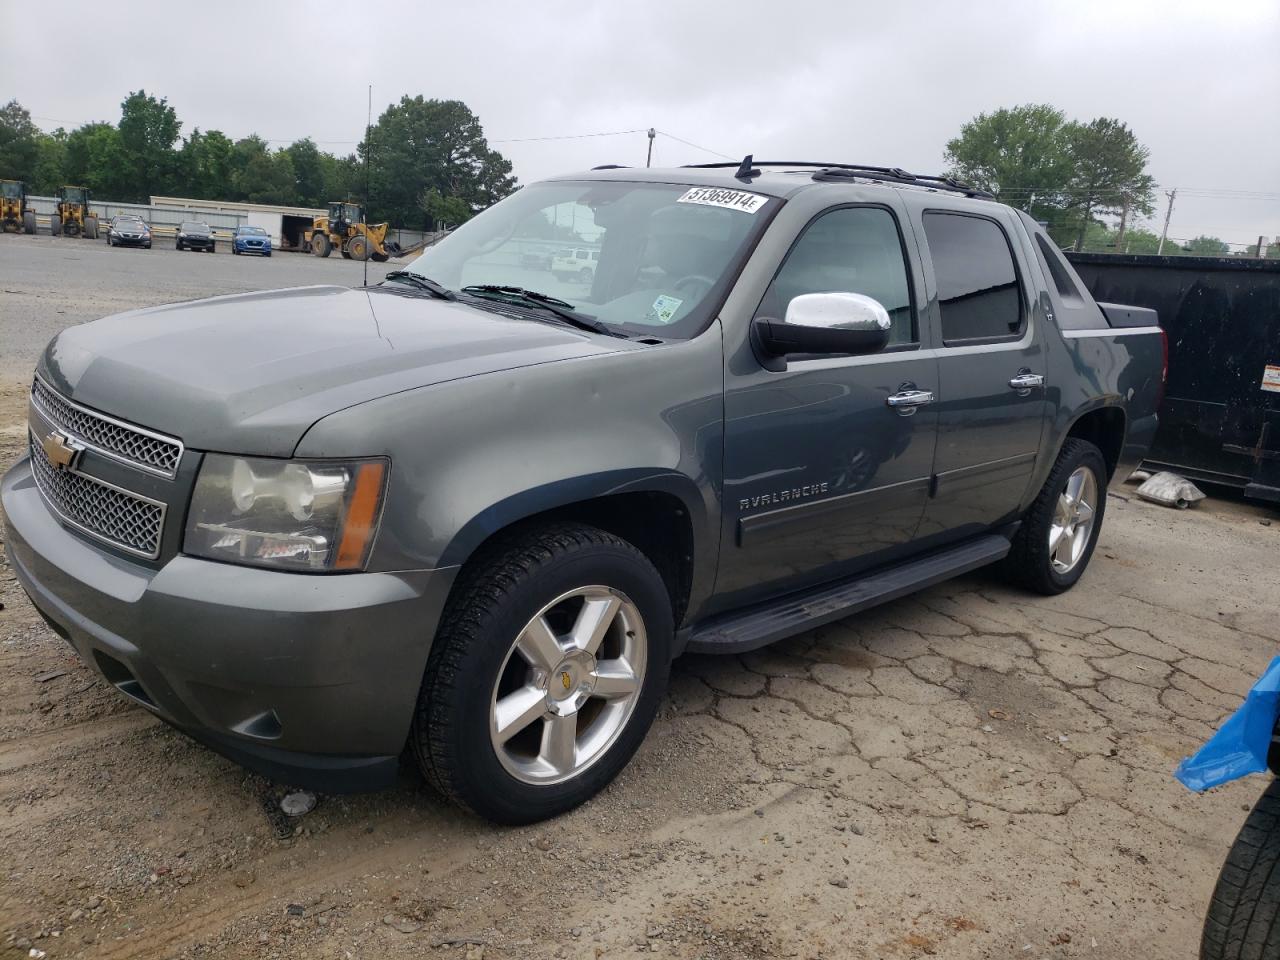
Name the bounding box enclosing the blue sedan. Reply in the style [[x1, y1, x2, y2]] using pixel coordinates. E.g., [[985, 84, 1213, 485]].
[[232, 225, 273, 256]]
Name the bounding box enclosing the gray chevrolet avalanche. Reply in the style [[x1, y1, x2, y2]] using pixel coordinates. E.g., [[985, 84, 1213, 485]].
[[2, 160, 1165, 823]]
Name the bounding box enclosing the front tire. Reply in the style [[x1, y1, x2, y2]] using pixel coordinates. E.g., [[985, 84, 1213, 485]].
[[1003, 437, 1107, 595], [1202, 778, 1280, 960], [412, 523, 672, 824]]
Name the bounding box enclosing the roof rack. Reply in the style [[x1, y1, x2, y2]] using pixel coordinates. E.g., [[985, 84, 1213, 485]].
[[681, 157, 994, 199]]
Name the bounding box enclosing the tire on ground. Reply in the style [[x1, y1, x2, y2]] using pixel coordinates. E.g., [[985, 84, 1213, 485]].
[[1202, 777, 1280, 960], [51, 216, 62, 237], [1001, 436, 1107, 595], [84, 216, 98, 240], [311, 233, 331, 257], [22, 212, 36, 234], [411, 521, 673, 824], [346, 235, 369, 260]]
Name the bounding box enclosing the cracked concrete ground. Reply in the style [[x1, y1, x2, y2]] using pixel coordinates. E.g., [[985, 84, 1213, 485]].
[[2, 242, 1279, 958]]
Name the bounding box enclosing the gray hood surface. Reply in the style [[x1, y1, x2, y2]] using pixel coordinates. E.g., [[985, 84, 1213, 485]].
[[39, 285, 623, 456]]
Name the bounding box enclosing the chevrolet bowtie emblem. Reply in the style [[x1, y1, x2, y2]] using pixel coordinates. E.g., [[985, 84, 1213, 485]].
[[41, 431, 83, 471]]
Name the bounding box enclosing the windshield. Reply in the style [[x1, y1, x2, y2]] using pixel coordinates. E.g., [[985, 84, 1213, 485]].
[[181, 221, 209, 232], [1, 182, 20, 199], [406, 180, 776, 338], [239, 226, 267, 235]]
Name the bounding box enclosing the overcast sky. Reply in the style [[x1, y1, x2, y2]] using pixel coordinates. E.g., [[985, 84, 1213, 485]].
[[8, 0, 1278, 247]]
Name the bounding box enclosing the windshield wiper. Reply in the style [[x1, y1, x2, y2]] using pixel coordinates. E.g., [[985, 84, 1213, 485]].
[[461, 285, 620, 337], [382, 271, 456, 301]]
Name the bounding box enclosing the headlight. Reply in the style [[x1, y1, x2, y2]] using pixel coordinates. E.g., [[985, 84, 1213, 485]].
[[184, 454, 388, 572]]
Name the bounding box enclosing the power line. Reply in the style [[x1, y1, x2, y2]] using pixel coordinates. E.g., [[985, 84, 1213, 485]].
[[490, 129, 647, 144], [654, 129, 736, 161]]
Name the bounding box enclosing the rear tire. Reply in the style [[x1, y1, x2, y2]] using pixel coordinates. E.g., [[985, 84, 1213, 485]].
[[1002, 437, 1107, 595], [84, 216, 98, 240], [412, 522, 672, 824], [51, 216, 62, 237], [1201, 778, 1280, 960], [22, 212, 36, 234]]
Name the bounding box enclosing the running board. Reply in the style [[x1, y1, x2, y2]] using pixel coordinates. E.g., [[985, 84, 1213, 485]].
[[685, 534, 1011, 655]]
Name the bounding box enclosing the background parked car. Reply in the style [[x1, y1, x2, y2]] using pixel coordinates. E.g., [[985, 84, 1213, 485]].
[[176, 221, 215, 253], [551, 247, 598, 282], [106, 215, 151, 249], [232, 225, 272, 256]]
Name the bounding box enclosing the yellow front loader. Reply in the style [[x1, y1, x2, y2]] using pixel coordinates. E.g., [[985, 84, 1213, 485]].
[[51, 185, 99, 239], [304, 201, 400, 261], [1, 180, 36, 234]]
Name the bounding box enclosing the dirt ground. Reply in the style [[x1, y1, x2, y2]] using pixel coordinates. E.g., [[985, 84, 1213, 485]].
[[2, 236, 1279, 959]]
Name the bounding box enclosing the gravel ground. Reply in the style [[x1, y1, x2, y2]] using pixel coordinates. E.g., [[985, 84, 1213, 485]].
[[1, 233, 1279, 959]]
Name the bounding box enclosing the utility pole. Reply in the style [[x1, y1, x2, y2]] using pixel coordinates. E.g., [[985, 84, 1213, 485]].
[[1257, 235, 1267, 259], [1157, 188, 1176, 256], [1114, 196, 1131, 255], [646, 128, 655, 168]]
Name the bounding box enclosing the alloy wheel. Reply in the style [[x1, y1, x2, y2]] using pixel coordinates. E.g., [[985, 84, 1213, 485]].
[[1049, 465, 1098, 574], [489, 586, 647, 785]]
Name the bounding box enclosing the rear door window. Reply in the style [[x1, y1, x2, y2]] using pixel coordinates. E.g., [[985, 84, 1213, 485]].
[[923, 212, 1024, 344]]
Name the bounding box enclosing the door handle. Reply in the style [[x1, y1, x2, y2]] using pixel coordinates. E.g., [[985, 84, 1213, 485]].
[[886, 389, 935, 415], [1008, 373, 1044, 393]]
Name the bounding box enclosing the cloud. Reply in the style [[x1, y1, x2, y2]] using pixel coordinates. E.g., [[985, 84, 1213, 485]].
[[9, 0, 1278, 242]]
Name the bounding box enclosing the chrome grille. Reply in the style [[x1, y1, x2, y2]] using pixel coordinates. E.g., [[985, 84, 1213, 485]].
[[31, 378, 183, 477], [28, 431, 165, 559]]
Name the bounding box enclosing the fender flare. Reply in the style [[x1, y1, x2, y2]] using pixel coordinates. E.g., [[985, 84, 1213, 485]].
[[436, 466, 712, 574]]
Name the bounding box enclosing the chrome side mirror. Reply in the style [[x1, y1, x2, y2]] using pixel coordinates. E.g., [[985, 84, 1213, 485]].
[[753, 292, 892, 368]]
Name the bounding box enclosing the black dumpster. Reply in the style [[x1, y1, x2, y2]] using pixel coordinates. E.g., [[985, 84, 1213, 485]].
[[1067, 253, 1280, 504]]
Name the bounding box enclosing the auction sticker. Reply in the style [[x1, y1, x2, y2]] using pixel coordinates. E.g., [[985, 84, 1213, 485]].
[[1262, 364, 1280, 394], [646, 295, 683, 325], [677, 187, 767, 214]]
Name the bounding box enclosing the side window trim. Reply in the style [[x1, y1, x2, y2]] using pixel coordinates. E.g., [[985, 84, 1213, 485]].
[[922, 209, 1027, 348], [755, 202, 922, 349]]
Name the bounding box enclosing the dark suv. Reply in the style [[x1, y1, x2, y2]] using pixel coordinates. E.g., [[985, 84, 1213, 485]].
[[3, 161, 1165, 823]]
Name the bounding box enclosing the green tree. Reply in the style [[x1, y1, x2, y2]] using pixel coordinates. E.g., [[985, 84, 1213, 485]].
[[1063, 118, 1155, 251], [1184, 235, 1230, 256], [362, 97, 516, 228], [943, 104, 1073, 219], [286, 138, 327, 207], [31, 130, 68, 194], [117, 90, 182, 200], [1110, 227, 1164, 255], [420, 187, 472, 228], [231, 136, 297, 205], [176, 128, 236, 199], [64, 122, 130, 198], [0, 99, 41, 182]]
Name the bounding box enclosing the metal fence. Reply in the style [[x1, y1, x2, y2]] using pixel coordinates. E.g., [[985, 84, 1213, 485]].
[[26, 195, 245, 231]]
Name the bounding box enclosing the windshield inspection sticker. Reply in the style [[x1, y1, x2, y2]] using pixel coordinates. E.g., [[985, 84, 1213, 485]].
[[1262, 364, 1280, 394], [676, 187, 768, 214], [647, 295, 684, 325]]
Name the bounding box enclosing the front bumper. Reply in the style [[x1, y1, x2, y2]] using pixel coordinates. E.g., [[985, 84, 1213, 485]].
[[234, 242, 271, 255], [2, 456, 456, 792], [113, 234, 150, 247], [180, 236, 215, 249]]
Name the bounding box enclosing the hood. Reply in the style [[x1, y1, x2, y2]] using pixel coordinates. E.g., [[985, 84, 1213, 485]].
[[40, 285, 625, 456]]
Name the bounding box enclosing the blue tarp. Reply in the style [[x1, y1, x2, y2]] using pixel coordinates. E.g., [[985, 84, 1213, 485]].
[[1175, 655, 1280, 792]]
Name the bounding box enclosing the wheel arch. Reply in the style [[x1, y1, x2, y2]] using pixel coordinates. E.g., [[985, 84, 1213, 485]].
[[437, 472, 707, 629], [1063, 403, 1127, 480]]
